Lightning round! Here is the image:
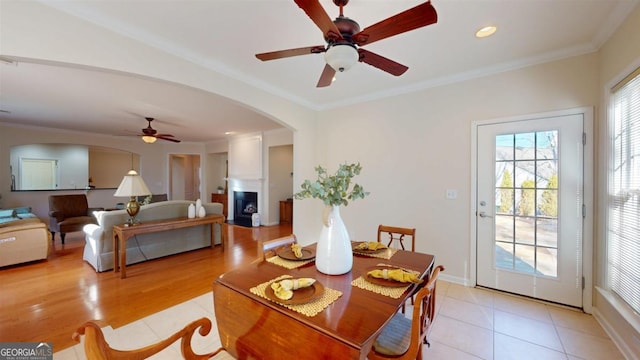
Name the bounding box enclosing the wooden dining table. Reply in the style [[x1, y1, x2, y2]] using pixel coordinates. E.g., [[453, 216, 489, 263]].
[[213, 243, 435, 360]]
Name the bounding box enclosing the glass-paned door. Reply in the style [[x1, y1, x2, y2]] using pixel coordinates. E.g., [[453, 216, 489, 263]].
[[477, 114, 583, 307]]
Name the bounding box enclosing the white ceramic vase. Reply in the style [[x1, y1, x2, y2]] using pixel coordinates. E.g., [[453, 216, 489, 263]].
[[195, 199, 202, 216], [198, 206, 206, 218], [188, 203, 196, 219], [315, 205, 352, 275]]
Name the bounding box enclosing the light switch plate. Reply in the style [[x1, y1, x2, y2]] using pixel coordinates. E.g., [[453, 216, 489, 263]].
[[446, 189, 457, 199]]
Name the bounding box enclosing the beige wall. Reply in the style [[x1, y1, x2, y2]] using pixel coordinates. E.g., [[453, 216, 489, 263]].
[[317, 53, 599, 283]]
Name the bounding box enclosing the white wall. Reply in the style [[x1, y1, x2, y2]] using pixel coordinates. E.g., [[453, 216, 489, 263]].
[[11, 143, 88, 190]]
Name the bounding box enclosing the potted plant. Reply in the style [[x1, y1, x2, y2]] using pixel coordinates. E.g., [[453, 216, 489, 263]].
[[294, 162, 368, 275], [216, 185, 225, 194]]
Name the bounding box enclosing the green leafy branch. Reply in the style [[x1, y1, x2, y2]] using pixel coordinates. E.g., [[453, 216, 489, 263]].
[[294, 163, 369, 206]]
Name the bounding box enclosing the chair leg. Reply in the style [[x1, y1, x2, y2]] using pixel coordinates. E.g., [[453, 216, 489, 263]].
[[61, 233, 66, 245], [51, 231, 56, 243]]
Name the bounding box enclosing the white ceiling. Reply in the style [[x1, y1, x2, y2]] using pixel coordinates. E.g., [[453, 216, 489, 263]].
[[0, 0, 638, 142]]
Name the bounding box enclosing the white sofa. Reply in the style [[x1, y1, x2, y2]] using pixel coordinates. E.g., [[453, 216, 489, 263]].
[[83, 200, 223, 272]]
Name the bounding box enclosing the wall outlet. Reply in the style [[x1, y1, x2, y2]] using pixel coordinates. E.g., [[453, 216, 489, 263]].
[[446, 189, 458, 199]]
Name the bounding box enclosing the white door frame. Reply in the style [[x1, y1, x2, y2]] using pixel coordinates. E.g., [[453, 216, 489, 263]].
[[470, 106, 594, 312]]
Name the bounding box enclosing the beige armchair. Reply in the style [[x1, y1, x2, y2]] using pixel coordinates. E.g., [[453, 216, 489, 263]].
[[48, 194, 102, 244]]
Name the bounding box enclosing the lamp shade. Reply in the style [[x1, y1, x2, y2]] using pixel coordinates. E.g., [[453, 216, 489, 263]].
[[324, 44, 358, 72], [114, 170, 152, 197]]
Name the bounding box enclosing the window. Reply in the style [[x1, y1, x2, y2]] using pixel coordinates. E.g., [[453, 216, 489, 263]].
[[608, 66, 640, 314]]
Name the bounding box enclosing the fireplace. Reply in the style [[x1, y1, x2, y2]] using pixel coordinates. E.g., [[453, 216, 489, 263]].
[[233, 191, 258, 226]]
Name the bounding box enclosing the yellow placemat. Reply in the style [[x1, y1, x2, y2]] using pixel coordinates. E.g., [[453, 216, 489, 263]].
[[351, 264, 419, 299], [250, 275, 342, 317], [266, 255, 314, 269], [351, 276, 411, 299], [352, 247, 399, 260]]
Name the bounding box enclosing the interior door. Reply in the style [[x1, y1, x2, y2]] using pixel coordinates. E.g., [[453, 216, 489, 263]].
[[476, 114, 584, 307]]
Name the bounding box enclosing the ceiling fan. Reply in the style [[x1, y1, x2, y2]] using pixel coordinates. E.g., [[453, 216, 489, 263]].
[[139, 117, 181, 143], [255, 0, 438, 87]]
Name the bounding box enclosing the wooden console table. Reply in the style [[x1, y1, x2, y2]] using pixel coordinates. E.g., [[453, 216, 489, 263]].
[[112, 214, 225, 279]]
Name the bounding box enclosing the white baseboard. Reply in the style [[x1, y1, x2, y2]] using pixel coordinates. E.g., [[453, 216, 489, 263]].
[[438, 273, 469, 286], [593, 287, 640, 360]]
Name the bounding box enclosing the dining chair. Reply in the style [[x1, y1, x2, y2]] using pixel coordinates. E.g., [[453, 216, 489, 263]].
[[72, 317, 235, 359], [367, 265, 444, 360], [378, 224, 417, 312], [377, 225, 416, 251], [258, 233, 298, 260]]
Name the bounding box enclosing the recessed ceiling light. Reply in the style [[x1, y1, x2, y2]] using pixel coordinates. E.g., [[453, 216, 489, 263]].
[[224, 131, 236, 135], [476, 26, 497, 38]]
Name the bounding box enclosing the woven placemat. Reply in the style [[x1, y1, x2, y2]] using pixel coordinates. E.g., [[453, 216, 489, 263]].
[[351, 264, 419, 299], [266, 255, 314, 269], [351, 276, 411, 299], [352, 247, 399, 260], [250, 275, 342, 317]]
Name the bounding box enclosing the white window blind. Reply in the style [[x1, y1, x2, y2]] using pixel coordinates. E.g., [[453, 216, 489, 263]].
[[609, 66, 640, 314]]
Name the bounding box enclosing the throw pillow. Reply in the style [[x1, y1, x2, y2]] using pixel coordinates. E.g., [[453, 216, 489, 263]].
[[0, 209, 17, 218]]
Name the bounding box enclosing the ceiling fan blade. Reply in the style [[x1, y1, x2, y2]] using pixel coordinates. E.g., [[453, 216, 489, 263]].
[[156, 135, 181, 143], [294, 0, 343, 41], [316, 64, 336, 88], [353, 1, 437, 46], [358, 49, 408, 76], [256, 45, 326, 61]]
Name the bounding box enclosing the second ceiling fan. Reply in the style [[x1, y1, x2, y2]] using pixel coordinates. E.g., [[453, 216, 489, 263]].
[[139, 117, 181, 143], [255, 0, 438, 87]]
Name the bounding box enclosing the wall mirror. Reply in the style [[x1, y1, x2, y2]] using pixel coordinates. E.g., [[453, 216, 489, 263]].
[[10, 144, 140, 191]]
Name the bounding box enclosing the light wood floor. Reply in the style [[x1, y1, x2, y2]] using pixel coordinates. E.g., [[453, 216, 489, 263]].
[[0, 222, 292, 352]]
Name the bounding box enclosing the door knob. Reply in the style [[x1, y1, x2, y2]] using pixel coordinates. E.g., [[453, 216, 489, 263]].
[[478, 211, 493, 218]]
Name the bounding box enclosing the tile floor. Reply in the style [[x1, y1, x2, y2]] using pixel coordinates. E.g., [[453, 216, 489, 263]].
[[54, 281, 625, 360]]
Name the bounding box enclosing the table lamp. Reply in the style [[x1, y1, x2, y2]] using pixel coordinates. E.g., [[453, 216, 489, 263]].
[[114, 170, 151, 226]]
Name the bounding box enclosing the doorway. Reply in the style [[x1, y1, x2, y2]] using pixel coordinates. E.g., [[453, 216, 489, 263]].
[[169, 154, 200, 201], [474, 109, 592, 308]]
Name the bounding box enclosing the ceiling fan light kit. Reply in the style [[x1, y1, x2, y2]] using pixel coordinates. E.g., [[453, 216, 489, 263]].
[[255, 0, 438, 87], [324, 44, 358, 72], [141, 135, 157, 144]]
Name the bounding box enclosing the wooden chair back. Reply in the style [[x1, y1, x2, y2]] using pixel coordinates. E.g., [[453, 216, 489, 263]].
[[258, 234, 298, 260], [377, 225, 416, 251], [368, 265, 444, 360], [72, 317, 233, 359]]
